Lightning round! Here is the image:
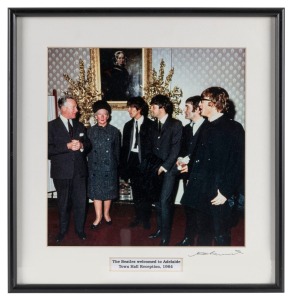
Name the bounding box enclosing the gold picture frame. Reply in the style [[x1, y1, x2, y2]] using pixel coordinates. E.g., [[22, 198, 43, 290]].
[[90, 48, 152, 110]]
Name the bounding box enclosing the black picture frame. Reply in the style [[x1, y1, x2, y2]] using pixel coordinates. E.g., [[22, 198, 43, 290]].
[[8, 7, 284, 293]]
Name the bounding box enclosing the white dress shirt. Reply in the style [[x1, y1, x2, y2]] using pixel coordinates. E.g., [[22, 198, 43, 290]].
[[158, 113, 168, 126], [131, 115, 144, 152], [60, 114, 73, 131], [191, 117, 205, 135], [158, 114, 169, 172]]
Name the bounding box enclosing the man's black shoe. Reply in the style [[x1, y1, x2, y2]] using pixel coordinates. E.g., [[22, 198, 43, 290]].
[[77, 232, 87, 240], [148, 229, 161, 239], [55, 233, 65, 243], [176, 237, 191, 246], [160, 239, 170, 246]]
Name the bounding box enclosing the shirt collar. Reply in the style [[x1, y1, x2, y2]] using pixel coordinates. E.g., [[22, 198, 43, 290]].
[[60, 114, 72, 126], [158, 114, 168, 124], [209, 112, 223, 122], [190, 116, 204, 126], [134, 115, 144, 126]]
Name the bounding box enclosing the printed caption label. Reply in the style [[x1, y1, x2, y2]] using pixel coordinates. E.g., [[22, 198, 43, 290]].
[[110, 258, 183, 272]]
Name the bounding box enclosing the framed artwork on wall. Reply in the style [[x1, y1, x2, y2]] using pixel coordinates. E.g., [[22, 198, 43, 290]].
[[8, 7, 284, 293], [91, 47, 152, 110]]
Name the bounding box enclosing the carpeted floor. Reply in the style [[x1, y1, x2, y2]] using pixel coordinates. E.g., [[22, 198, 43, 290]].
[[48, 199, 244, 247]]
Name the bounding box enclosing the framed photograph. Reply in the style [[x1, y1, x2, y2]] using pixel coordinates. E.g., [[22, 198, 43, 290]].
[[47, 45, 246, 247], [8, 8, 284, 292]]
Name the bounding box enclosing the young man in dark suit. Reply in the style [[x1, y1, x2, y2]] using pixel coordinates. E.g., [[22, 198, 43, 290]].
[[175, 95, 208, 246], [48, 96, 91, 243], [180, 87, 245, 246], [147, 95, 183, 246], [120, 97, 153, 229]]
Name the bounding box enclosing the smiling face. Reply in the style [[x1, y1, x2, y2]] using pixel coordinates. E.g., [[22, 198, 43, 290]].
[[60, 98, 78, 119], [200, 87, 229, 117], [128, 106, 141, 120], [150, 104, 161, 119], [95, 109, 109, 127], [184, 103, 195, 120], [199, 99, 214, 118], [184, 102, 202, 122]]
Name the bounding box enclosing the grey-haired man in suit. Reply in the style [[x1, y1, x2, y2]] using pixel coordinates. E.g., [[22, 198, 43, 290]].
[[48, 96, 91, 243]]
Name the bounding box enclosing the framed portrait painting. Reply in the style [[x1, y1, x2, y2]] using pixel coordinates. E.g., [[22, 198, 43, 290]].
[[92, 47, 152, 110], [100, 48, 142, 101], [8, 8, 284, 293]]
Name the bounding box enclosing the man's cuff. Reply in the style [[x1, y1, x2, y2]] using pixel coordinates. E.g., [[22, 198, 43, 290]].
[[80, 142, 84, 152], [161, 166, 168, 173]]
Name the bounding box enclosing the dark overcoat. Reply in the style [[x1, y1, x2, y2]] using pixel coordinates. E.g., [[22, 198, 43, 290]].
[[181, 115, 245, 213], [180, 119, 209, 177]]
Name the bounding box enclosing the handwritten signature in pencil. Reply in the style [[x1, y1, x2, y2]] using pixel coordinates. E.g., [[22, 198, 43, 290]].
[[188, 250, 244, 257]]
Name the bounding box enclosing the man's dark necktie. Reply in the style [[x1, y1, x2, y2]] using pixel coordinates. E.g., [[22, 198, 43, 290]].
[[68, 119, 73, 139], [191, 122, 195, 135], [134, 120, 138, 148], [158, 121, 162, 134]]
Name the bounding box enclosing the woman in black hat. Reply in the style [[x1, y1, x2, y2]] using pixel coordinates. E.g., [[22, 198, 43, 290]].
[[87, 101, 121, 229]]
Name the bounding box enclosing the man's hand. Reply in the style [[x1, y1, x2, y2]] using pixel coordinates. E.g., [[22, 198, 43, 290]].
[[177, 156, 190, 171], [211, 189, 227, 205], [180, 165, 188, 173], [67, 140, 82, 151], [158, 166, 166, 175]]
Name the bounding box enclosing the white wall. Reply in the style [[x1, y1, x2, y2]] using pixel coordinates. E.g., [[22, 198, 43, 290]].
[[152, 48, 245, 127]]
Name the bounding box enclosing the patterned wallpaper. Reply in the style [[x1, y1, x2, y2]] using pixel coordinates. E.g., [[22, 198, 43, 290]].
[[48, 47, 245, 130], [48, 48, 90, 96], [152, 48, 245, 126]]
